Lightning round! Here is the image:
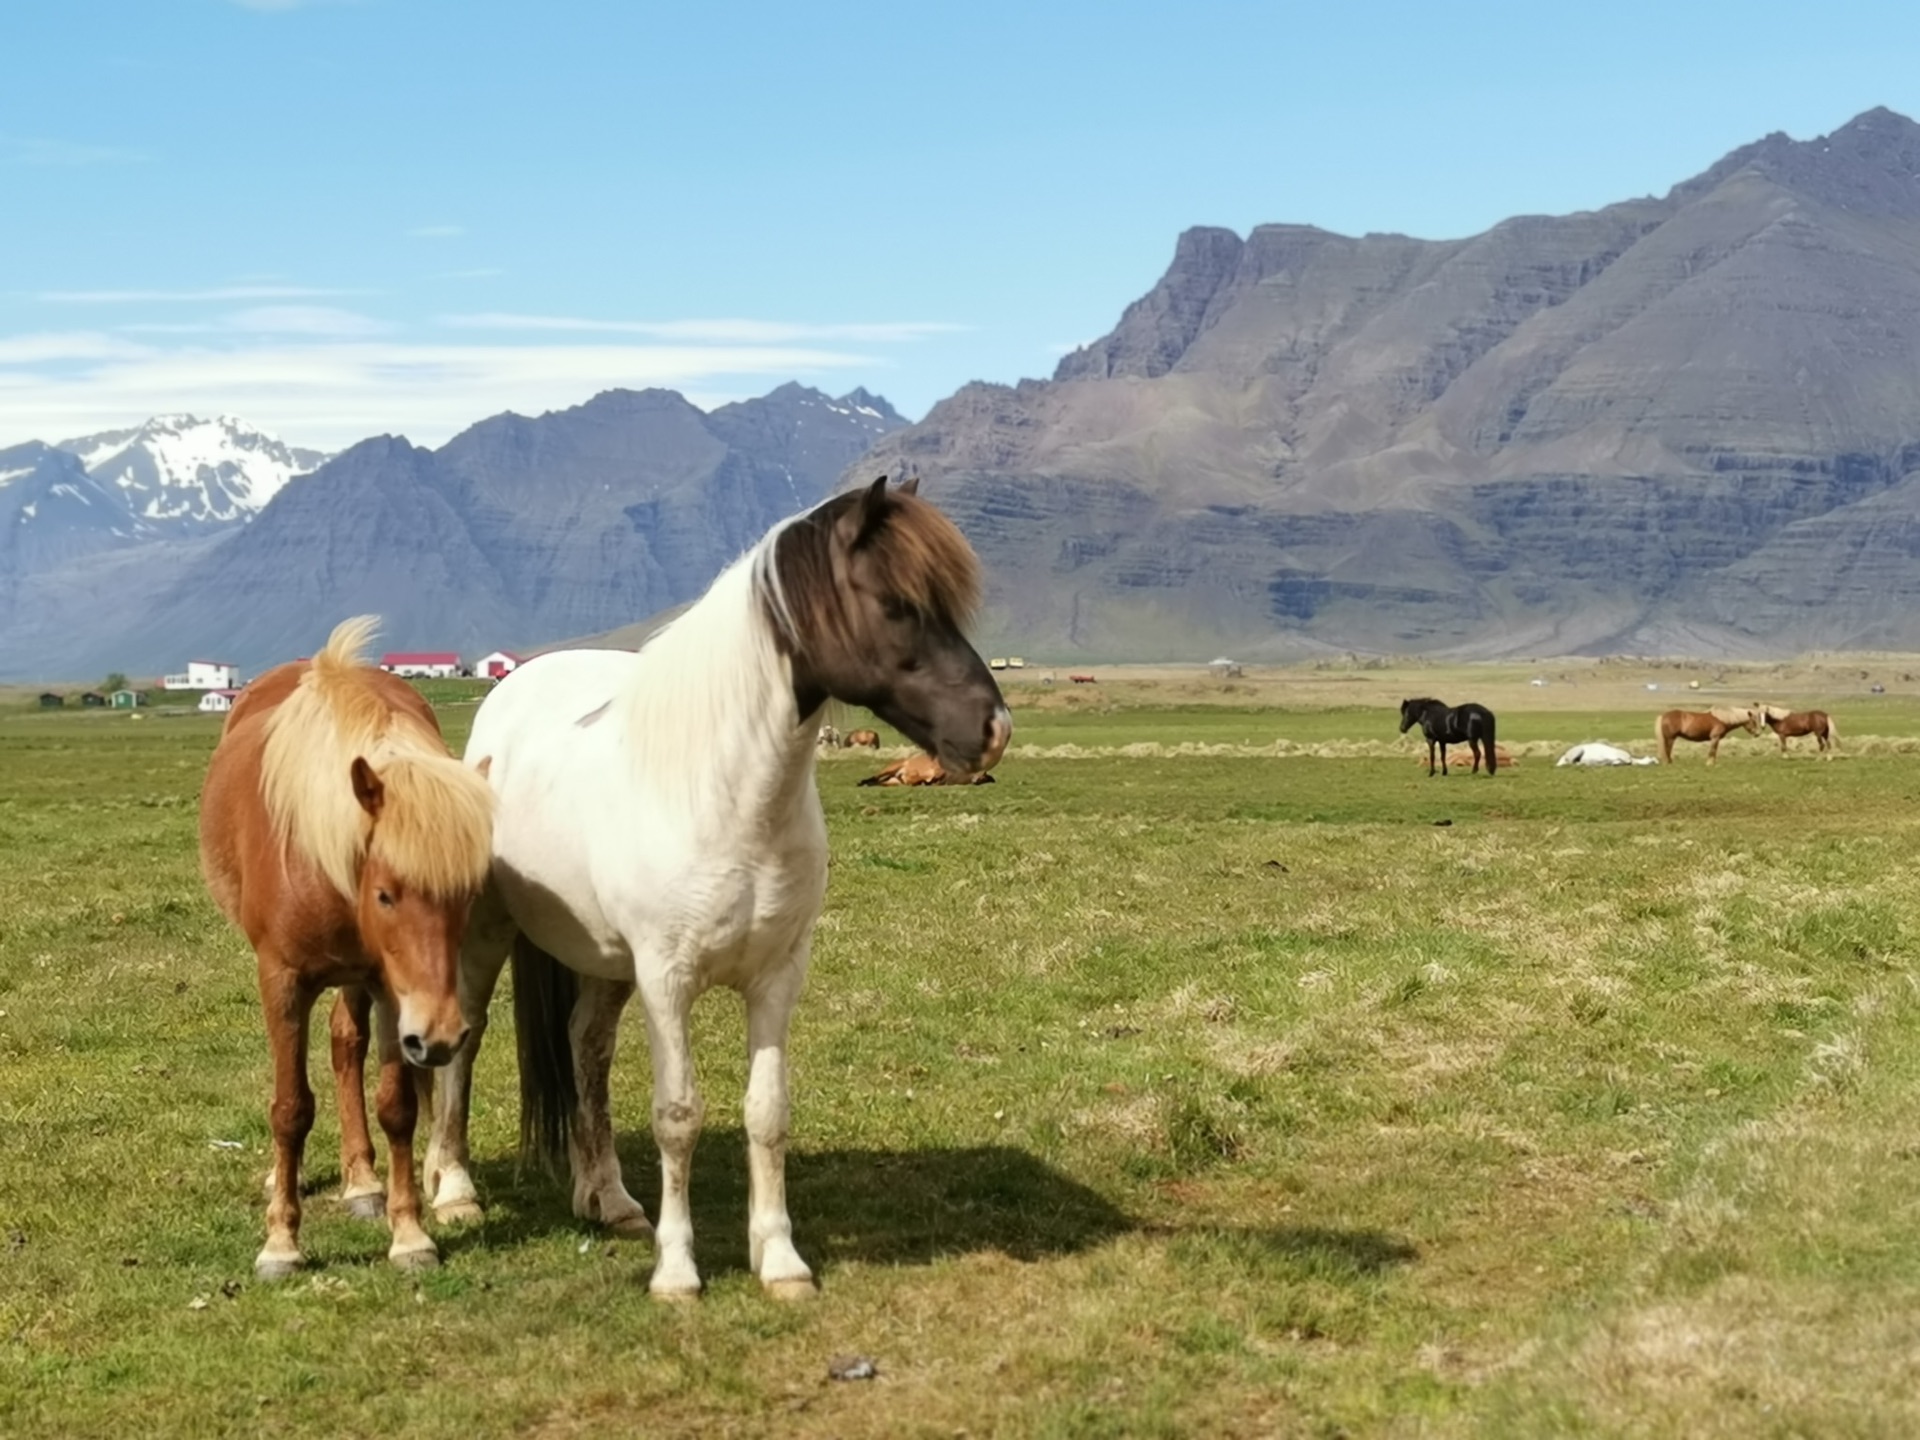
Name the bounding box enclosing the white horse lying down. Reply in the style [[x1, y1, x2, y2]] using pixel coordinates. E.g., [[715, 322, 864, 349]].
[[1556, 742, 1657, 767]]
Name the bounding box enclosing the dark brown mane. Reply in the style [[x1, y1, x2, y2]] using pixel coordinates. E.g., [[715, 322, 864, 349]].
[[759, 484, 982, 648]]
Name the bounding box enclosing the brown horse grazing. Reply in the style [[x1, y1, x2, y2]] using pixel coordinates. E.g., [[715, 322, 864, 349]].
[[1760, 705, 1838, 755], [844, 728, 881, 749], [198, 616, 495, 1280], [1654, 705, 1762, 764]]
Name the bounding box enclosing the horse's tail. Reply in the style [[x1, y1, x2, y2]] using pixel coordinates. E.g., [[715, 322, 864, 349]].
[[512, 933, 578, 1175], [1481, 710, 1498, 774], [1654, 711, 1669, 759], [1826, 713, 1839, 750]]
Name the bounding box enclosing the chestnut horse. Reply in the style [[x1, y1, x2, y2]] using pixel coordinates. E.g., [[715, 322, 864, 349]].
[[844, 728, 882, 749], [1760, 705, 1837, 756], [1654, 705, 1761, 764], [423, 476, 1010, 1301], [199, 616, 494, 1280]]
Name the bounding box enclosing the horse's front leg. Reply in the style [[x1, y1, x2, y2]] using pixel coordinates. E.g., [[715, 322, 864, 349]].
[[256, 962, 318, 1281], [744, 957, 815, 1300], [1707, 728, 1723, 765], [373, 995, 438, 1270], [1426, 739, 1438, 777], [329, 985, 386, 1220], [426, 887, 511, 1225], [569, 974, 651, 1238], [1439, 742, 1450, 776], [637, 969, 704, 1299]]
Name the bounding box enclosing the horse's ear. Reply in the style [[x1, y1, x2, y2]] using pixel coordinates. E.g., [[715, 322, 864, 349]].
[[350, 757, 385, 818], [841, 475, 891, 549], [897, 475, 920, 496]]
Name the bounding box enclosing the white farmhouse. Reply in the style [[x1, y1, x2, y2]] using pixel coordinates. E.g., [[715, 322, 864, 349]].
[[477, 649, 525, 680], [162, 659, 241, 691], [380, 651, 462, 679], [197, 689, 242, 714]]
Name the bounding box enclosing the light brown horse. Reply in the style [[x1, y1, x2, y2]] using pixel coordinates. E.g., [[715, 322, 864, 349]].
[[199, 616, 494, 1280], [857, 751, 998, 786], [1654, 705, 1762, 764], [845, 728, 882, 749], [1760, 705, 1837, 756]]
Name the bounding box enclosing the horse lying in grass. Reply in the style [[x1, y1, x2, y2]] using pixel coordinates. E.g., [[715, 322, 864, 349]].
[[859, 751, 997, 786], [198, 616, 493, 1280], [1760, 705, 1837, 756], [1399, 697, 1499, 776], [422, 476, 1010, 1301], [1655, 705, 1762, 764]]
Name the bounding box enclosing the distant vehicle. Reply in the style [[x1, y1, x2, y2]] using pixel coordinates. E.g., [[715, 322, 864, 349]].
[[989, 657, 1008, 670], [1069, 673, 1096, 684], [1008, 657, 1026, 668]]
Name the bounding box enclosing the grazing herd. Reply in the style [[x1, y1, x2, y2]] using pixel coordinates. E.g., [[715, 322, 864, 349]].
[[194, 470, 1855, 1290]]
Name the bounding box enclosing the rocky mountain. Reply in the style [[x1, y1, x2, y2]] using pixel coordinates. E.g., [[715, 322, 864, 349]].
[[0, 442, 137, 582], [58, 414, 330, 530], [852, 106, 1920, 659], [0, 384, 905, 677]]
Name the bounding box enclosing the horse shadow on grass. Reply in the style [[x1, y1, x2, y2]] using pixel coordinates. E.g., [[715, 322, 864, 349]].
[[442, 1130, 1417, 1286]]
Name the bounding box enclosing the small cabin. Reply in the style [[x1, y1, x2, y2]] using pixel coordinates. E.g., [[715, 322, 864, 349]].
[[110, 689, 144, 709], [477, 649, 525, 681], [989, 657, 1008, 671], [37, 691, 63, 709], [380, 652, 462, 679], [1208, 657, 1243, 679], [198, 689, 241, 714], [1008, 657, 1026, 669], [80, 691, 108, 708]]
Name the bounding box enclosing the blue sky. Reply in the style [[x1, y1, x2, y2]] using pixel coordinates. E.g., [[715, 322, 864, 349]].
[[4, 0, 1919, 450]]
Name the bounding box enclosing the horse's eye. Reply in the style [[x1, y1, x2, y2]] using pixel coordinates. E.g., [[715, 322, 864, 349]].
[[376, 890, 394, 908], [900, 655, 921, 673]]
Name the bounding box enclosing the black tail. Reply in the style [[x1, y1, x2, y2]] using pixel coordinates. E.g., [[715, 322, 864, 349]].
[[1482, 712, 1498, 774], [512, 933, 577, 1175]]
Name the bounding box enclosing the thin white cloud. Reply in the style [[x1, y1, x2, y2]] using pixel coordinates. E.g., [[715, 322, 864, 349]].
[[0, 332, 155, 364], [40, 285, 372, 304], [443, 313, 966, 344], [224, 306, 390, 337], [0, 337, 879, 450], [406, 224, 466, 239], [1, 136, 147, 167]]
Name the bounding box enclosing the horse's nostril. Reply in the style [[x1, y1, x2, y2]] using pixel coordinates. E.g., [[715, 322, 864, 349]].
[[401, 1033, 427, 1064]]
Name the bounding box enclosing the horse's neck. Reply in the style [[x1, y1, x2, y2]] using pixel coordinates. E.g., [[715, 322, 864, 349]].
[[625, 559, 821, 828]]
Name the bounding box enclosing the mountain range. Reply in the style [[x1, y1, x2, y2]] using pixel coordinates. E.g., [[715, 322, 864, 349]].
[[849, 105, 1920, 660], [12, 108, 1920, 677], [0, 386, 903, 677]]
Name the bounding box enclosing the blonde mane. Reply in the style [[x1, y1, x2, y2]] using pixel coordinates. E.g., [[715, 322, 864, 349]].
[[260, 616, 493, 901]]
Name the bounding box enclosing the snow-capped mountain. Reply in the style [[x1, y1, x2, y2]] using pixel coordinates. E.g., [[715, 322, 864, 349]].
[[0, 441, 139, 576], [57, 414, 329, 529]]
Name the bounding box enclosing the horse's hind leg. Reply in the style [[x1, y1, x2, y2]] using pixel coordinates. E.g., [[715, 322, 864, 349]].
[[744, 957, 815, 1300], [568, 975, 651, 1239], [637, 966, 704, 1299], [329, 985, 386, 1220], [373, 996, 437, 1270], [425, 887, 511, 1225]]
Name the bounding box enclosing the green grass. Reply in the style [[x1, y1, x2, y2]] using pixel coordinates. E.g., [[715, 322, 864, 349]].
[[5, 693, 1920, 1436]]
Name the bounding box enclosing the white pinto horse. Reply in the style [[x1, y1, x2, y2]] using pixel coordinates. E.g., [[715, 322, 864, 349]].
[[422, 476, 1010, 1300], [1555, 742, 1658, 767]]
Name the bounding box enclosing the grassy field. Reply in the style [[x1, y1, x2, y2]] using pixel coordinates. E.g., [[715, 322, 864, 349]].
[[4, 672, 1920, 1437]]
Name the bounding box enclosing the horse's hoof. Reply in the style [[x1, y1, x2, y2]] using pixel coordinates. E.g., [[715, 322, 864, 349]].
[[650, 1283, 701, 1303], [342, 1191, 387, 1221], [763, 1276, 818, 1302], [254, 1251, 303, 1282], [433, 1199, 485, 1226], [390, 1243, 440, 1272], [606, 1212, 655, 1242]]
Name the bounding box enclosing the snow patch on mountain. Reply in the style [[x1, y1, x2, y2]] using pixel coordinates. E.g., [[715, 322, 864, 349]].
[[56, 414, 330, 528]]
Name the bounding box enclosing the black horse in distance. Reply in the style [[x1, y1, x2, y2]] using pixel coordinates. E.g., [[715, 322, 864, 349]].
[[1399, 697, 1498, 777]]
